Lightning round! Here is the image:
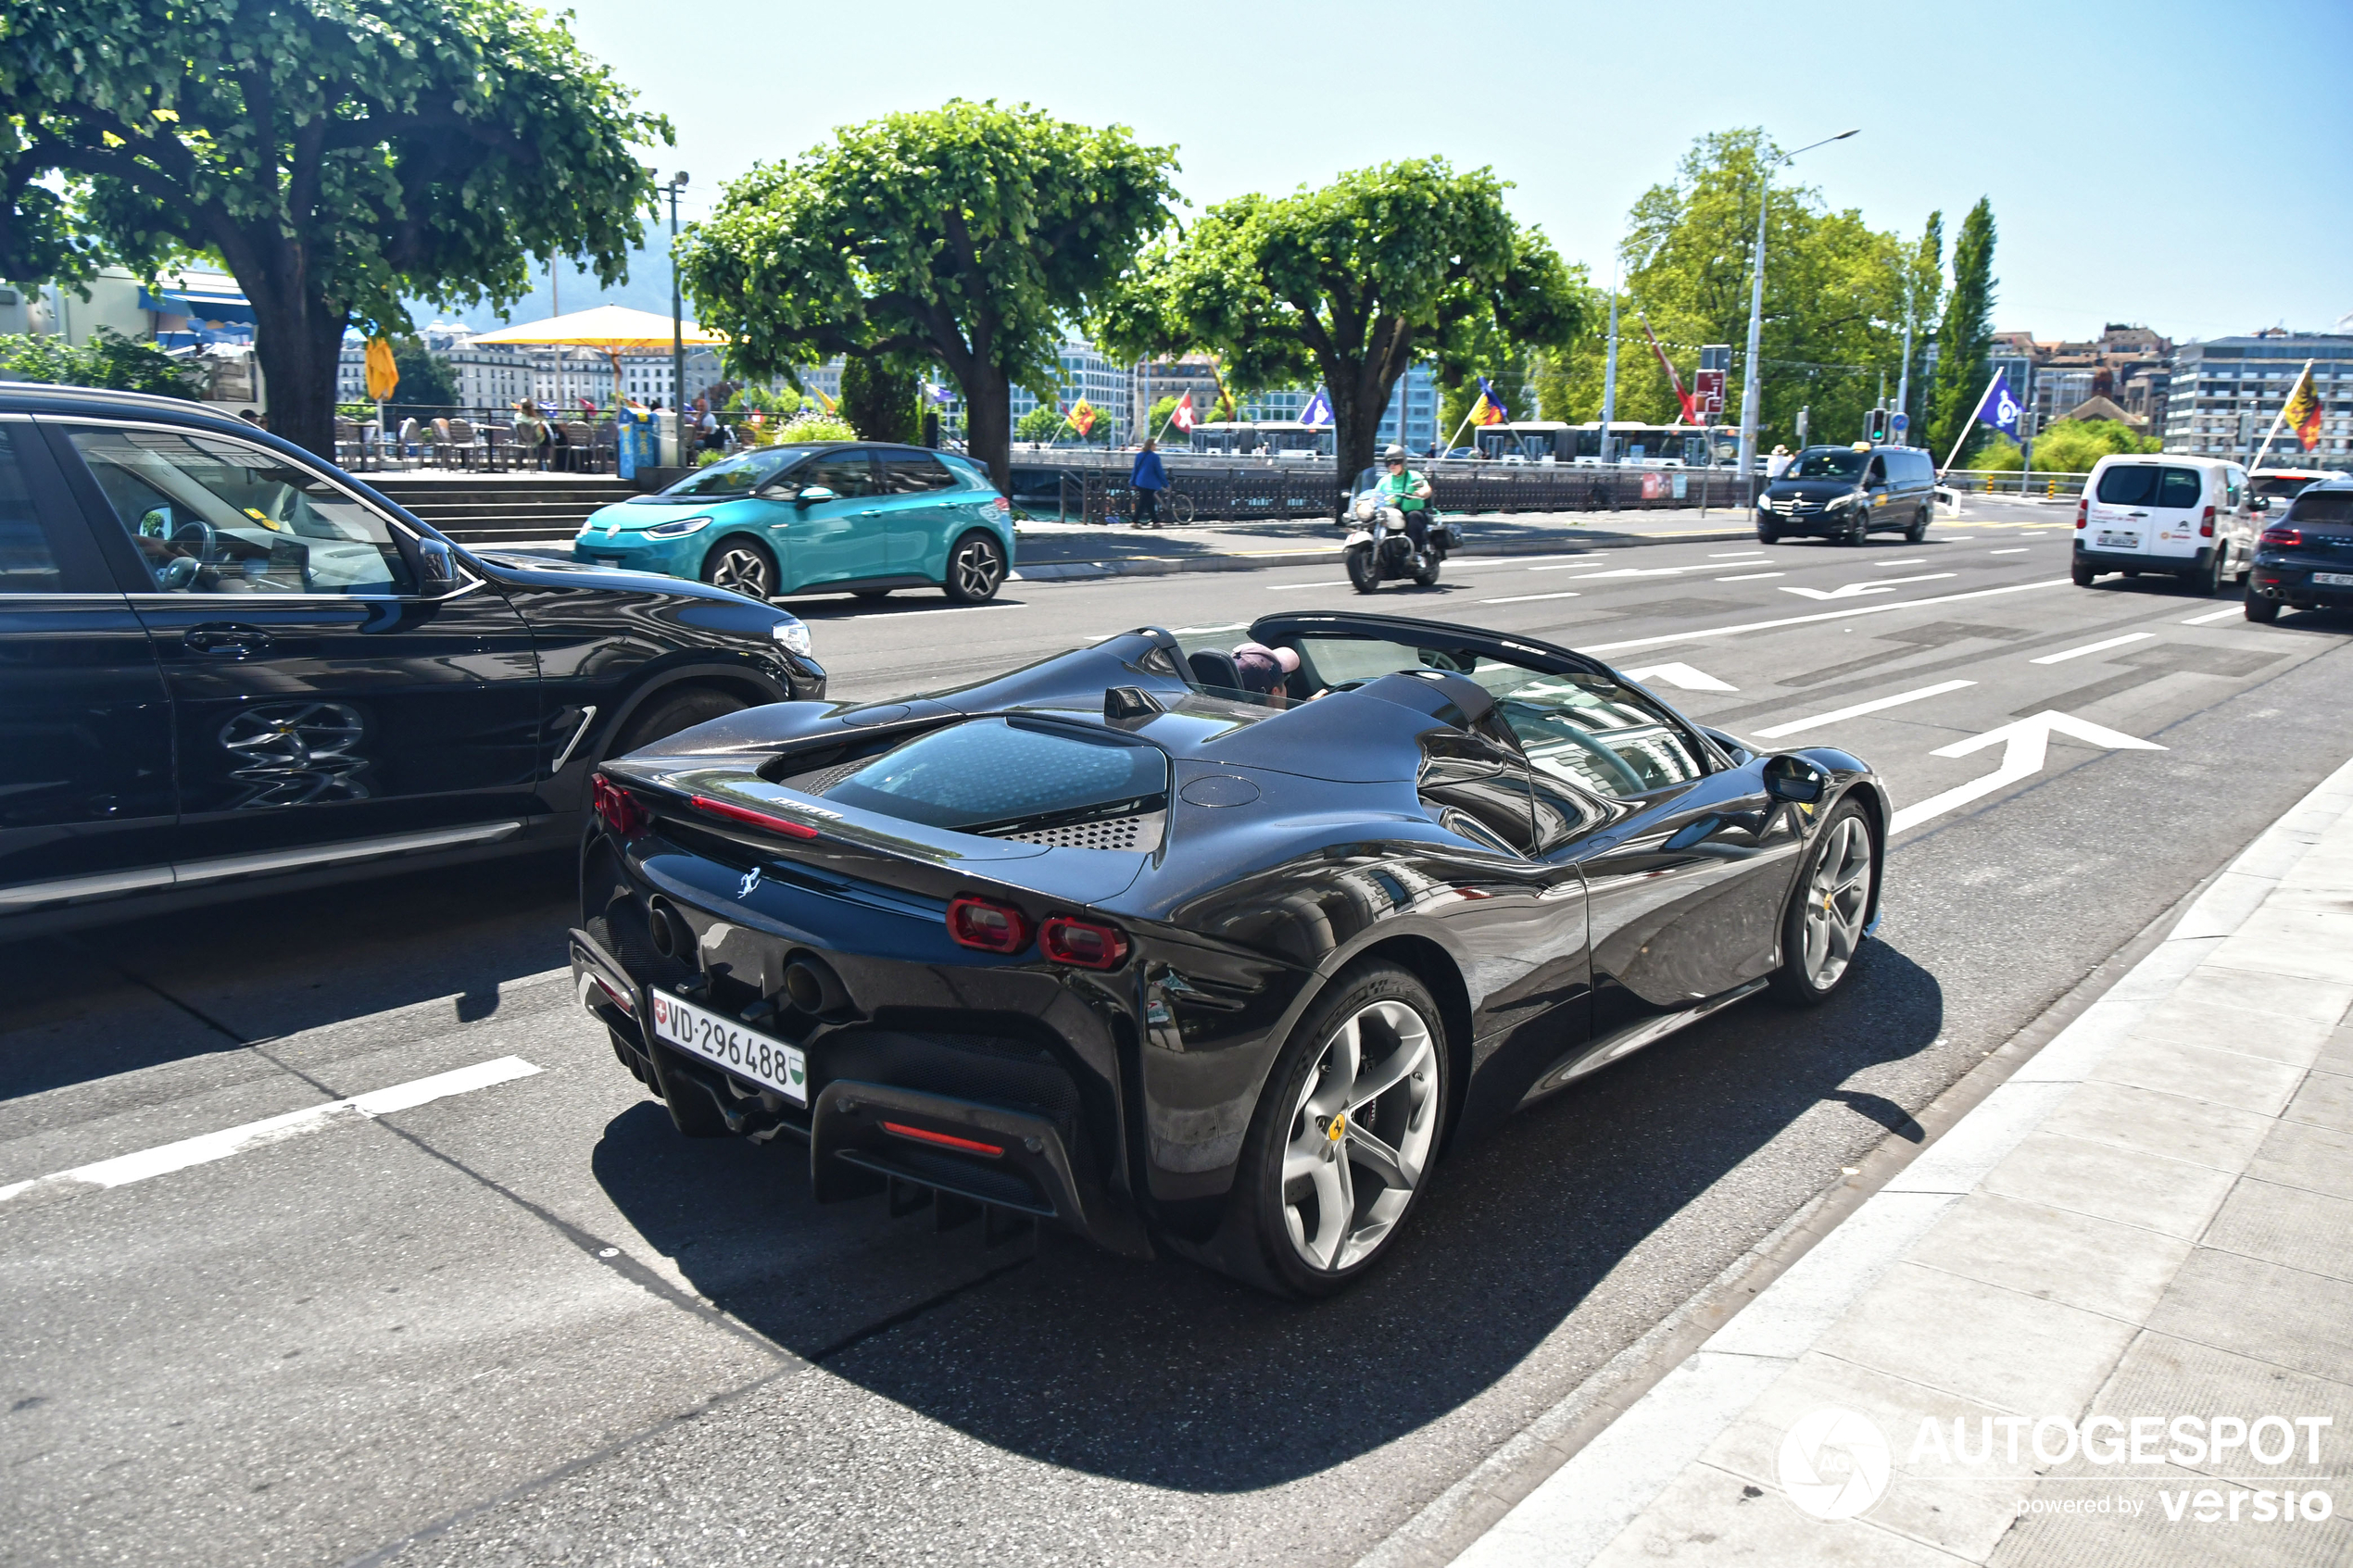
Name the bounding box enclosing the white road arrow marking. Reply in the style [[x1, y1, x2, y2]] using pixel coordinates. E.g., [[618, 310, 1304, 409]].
[[1779, 573, 1958, 600], [1888, 710, 2165, 834], [1623, 662, 1738, 693], [1754, 679, 1975, 739]]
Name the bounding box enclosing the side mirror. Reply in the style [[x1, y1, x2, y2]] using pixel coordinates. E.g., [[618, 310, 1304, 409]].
[[794, 484, 837, 505], [1764, 754, 1830, 806], [417, 537, 460, 596]]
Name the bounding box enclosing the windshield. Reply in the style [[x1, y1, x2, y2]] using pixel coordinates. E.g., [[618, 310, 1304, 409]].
[[2286, 490, 2353, 524], [661, 445, 819, 498], [1790, 449, 1868, 481], [794, 717, 1169, 834]]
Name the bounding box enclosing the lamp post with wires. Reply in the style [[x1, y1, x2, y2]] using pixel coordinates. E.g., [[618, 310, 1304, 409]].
[[662, 170, 689, 426], [1733, 129, 1857, 497]]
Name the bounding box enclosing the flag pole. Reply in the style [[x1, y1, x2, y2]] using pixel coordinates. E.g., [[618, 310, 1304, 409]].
[[1941, 370, 2001, 477], [2245, 358, 2311, 478]]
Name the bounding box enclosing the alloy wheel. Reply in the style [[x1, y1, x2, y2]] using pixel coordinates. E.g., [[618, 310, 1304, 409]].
[[948, 534, 1004, 601], [708, 543, 773, 599], [1281, 998, 1439, 1273], [1801, 814, 1873, 989]]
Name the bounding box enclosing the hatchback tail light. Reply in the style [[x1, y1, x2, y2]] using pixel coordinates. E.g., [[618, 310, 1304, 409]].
[[591, 773, 648, 837], [1040, 914, 1130, 970], [2261, 525, 2302, 548], [947, 895, 1031, 954], [2075, 497, 2088, 529], [991, 495, 1012, 514], [689, 794, 819, 840], [2200, 504, 2216, 538]]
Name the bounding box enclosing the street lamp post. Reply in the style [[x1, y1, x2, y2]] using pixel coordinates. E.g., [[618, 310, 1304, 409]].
[[1733, 129, 1858, 498], [664, 171, 689, 452]]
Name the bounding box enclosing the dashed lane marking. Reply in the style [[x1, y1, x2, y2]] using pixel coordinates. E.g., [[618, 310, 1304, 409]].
[[2030, 632, 2157, 665], [2180, 606, 2244, 625], [1265, 580, 1354, 591], [1991, 548, 2030, 555], [1716, 571, 1785, 582], [0, 1057, 543, 1208], [1483, 590, 1584, 605], [1752, 679, 1977, 740], [1578, 576, 2072, 656]]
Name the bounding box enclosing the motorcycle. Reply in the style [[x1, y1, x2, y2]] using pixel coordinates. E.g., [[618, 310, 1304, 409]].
[[1341, 466, 1453, 592]]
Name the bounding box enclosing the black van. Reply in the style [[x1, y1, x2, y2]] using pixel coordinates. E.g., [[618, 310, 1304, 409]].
[[1756, 444, 1939, 546]]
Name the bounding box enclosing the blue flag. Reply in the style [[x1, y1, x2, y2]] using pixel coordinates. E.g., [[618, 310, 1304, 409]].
[[1972, 370, 2022, 436], [1298, 390, 1334, 427]]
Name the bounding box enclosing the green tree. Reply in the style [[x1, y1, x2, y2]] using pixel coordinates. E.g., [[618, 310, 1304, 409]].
[[0, 326, 199, 397], [1146, 394, 1184, 440], [680, 99, 1176, 494], [384, 341, 455, 417], [1015, 404, 1068, 444], [0, 0, 667, 458], [838, 357, 919, 444], [1899, 212, 1944, 443], [1984, 418, 2158, 473], [1096, 157, 1586, 500], [1927, 198, 1997, 467]]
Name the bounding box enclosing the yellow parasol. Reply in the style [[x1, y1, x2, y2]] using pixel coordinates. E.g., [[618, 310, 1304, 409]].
[[468, 306, 727, 411]]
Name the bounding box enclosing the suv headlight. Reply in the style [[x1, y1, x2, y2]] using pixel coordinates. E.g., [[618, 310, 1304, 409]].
[[770, 619, 812, 659], [642, 514, 712, 539]]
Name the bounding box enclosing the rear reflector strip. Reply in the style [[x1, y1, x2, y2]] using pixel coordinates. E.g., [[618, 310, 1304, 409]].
[[881, 1122, 1006, 1158], [690, 795, 820, 839], [590, 972, 635, 1017]]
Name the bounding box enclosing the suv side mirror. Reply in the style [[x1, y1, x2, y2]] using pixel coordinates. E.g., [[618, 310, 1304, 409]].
[[417, 537, 460, 596], [794, 484, 837, 505], [1764, 753, 1830, 805]]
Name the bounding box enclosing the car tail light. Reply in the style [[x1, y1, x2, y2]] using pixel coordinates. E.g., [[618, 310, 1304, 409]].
[[591, 773, 648, 837], [2075, 497, 2088, 529], [1040, 914, 1130, 970], [2261, 525, 2302, 548], [991, 495, 1012, 513], [2200, 504, 2216, 538], [689, 794, 819, 839], [947, 895, 1031, 954], [589, 972, 635, 1017], [881, 1122, 1005, 1158]]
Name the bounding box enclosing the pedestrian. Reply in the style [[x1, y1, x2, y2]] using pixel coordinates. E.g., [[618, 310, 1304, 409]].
[[1129, 437, 1167, 528], [1228, 641, 1299, 708], [510, 403, 544, 470], [397, 414, 422, 458], [1767, 444, 1794, 480]]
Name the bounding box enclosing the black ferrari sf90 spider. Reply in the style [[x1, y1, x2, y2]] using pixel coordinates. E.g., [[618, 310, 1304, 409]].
[[570, 612, 1887, 1296]]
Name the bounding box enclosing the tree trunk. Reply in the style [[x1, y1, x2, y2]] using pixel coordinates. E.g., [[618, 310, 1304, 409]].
[[251, 293, 347, 461], [1327, 357, 1387, 518], [962, 362, 1013, 495]]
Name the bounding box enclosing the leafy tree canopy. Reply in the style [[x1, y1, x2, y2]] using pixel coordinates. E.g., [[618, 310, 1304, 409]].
[[0, 326, 199, 396], [1974, 418, 2158, 472], [1095, 157, 1585, 490], [0, 0, 669, 456], [384, 340, 454, 413], [679, 99, 1178, 491], [838, 356, 918, 444], [1927, 197, 1998, 466]]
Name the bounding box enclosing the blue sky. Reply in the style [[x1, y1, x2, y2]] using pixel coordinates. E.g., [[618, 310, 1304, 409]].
[[501, 0, 2351, 346]]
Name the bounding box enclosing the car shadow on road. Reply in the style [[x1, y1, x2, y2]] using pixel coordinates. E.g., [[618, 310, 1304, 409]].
[[590, 940, 1946, 1492]]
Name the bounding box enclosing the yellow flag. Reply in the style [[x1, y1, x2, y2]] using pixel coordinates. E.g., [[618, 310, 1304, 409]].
[[1070, 398, 1097, 437], [363, 337, 398, 402], [2283, 367, 2322, 451]]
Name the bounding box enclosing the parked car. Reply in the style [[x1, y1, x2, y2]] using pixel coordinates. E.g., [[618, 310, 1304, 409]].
[[2071, 454, 2254, 594], [573, 442, 1017, 605], [1755, 443, 1938, 545], [2245, 474, 2353, 622], [570, 611, 1888, 1296], [0, 383, 823, 934]]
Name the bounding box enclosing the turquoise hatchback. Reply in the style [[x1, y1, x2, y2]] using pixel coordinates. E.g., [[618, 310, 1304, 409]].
[[573, 442, 1016, 604]]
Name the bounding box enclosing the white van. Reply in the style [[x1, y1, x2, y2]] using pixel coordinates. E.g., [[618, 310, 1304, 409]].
[[2072, 455, 2254, 594]]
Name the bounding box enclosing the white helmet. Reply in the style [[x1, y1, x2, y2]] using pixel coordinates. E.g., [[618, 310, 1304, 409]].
[[1383, 445, 1406, 461]]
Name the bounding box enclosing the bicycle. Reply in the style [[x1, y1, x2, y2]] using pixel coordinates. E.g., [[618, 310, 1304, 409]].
[[1120, 484, 1196, 527]]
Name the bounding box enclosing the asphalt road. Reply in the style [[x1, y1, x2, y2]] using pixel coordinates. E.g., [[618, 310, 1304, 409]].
[[7, 498, 2352, 1568]]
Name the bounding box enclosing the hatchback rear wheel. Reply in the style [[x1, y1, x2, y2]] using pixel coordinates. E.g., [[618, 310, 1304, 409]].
[[944, 531, 1005, 603]]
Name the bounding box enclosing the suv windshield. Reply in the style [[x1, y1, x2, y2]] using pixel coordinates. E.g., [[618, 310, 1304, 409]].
[[2286, 489, 2353, 524], [791, 718, 1169, 835], [661, 445, 819, 498], [1791, 449, 1868, 481]]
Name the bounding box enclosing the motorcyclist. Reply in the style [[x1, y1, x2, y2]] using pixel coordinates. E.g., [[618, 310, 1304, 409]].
[[1374, 445, 1434, 561]]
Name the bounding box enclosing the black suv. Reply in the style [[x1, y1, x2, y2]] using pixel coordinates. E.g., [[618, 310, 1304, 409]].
[[1756, 444, 1939, 545], [0, 383, 824, 933], [2246, 474, 2353, 623]]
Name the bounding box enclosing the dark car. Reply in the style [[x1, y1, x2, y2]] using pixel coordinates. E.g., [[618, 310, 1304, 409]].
[[2246, 475, 2353, 622], [0, 383, 824, 934], [569, 611, 1888, 1296], [1757, 444, 1938, 545]]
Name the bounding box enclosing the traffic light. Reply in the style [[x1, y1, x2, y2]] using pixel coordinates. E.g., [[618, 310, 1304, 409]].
[[1864, 406, 1891, 445]]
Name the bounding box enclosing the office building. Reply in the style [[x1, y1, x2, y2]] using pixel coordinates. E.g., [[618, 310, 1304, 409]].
[[2163, 332, 2353, 469]]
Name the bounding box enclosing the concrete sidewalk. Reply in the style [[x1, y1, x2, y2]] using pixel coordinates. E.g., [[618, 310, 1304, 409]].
[[1397, 756, 2353, 1567]]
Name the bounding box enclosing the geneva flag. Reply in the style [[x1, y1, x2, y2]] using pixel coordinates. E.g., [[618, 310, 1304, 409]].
[[2283, 368, 2322, 452]]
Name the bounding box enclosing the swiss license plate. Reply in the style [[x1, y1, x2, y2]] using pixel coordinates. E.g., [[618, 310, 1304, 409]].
[[2313, 572, 2353, 587], [648, 988, 807, 1103], [2096, 531, 2140, 549]]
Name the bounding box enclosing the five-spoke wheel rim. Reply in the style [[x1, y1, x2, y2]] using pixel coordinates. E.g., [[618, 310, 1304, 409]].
[[952, 536, 1003, 599], [1802, 815, 1873, 989], [710, 545, 772, 599], [1282, 998, 1439, 1273]]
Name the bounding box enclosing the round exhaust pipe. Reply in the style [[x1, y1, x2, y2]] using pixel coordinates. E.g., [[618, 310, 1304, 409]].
[[783, 954, 849, 1016], [646, 897, 691, 960]]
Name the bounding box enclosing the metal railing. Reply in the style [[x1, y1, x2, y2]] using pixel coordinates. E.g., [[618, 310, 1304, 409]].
[[1939, 468, 2089, 499]]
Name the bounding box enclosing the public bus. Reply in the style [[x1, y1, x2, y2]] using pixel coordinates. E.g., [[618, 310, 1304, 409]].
[[1188, 421, 1335, 457], [1470, 420, 1738, 467]]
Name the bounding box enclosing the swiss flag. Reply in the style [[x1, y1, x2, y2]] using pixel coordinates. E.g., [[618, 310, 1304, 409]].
[[1172, 391, 1196, 433]]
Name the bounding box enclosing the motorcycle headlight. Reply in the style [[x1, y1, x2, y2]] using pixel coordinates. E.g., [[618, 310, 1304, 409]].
[[1353, 495, 1377, 521], [642, 514, 713, 539], [769, 619, 812, 659]]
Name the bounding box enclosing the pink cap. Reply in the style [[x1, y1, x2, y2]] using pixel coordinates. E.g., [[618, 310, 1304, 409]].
[[1232, 641, 1301, 673]]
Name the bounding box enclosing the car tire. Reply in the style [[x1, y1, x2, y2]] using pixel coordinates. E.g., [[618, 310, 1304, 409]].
[[2186, 549, 2226, 596], [1756, 523, 1780, 545], [1768, 797, 1878, 1007], [2070, 560, 2096, 587], [611, 685, 747, 757], [1904, 507, 1929, 544], [1226, 960, 1450, 1298], [943, 531, 1005, 603], [701, 536, 777, 600], [2245, 595, 2280, 623]]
